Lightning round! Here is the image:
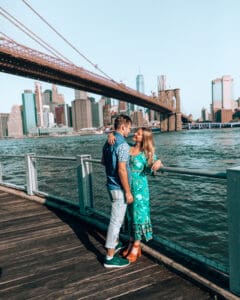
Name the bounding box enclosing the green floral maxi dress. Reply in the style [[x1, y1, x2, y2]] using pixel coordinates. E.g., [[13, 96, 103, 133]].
[[127, 151, 156, 242]]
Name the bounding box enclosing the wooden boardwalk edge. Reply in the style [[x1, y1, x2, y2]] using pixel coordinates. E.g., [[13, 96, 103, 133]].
[[0, 184, 239, 300]]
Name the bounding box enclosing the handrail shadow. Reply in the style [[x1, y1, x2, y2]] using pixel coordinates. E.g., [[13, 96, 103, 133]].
[[44, 197, 106, 265]]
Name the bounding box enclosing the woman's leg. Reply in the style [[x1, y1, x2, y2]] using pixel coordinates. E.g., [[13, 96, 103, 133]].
[[126, 240, 142, 262]]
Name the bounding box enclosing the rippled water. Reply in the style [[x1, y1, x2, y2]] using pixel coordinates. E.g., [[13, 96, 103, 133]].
[[0, 128, 240, 268]]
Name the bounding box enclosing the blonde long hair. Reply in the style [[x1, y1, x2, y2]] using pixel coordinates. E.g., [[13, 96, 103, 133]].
[[141, 127, 155, 165]]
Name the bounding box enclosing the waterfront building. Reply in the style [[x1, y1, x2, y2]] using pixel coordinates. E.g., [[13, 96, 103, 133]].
[[103, 104, 111, 126], [35, 82, 44, 128], [72, 91, 92, 131], [132, 111, 144, 127], [233, 109, 240, 120], [201, 107, 209, 122], [50, 85, 65, 119], [68, 106, 73, 127], [212, 75, 234, 121], [91, 101, 103, 128], [0, 113, 9, 138], [7, 105, 23, 138], [158, 75, 166, 91], [22, 90, 37, 135], [215, 109, 233, 123], [55, 104, 69, 126], [43, 85, 65, 119], [236, 97, 240, 108]]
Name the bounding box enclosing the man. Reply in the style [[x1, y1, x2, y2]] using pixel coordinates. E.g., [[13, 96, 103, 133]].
[[102, 114, 133, 268]]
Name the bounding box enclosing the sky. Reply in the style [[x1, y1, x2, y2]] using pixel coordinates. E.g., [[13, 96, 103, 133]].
[[1, 0, 240, 119]]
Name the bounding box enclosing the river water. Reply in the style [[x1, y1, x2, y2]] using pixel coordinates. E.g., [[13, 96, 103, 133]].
[[0, 128, 240, 269]]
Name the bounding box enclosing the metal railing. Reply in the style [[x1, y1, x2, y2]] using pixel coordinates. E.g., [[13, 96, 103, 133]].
[[0, 153, 240, 296]]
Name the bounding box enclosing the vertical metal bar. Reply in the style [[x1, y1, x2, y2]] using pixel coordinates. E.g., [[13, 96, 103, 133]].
[[77, 155, 93, 214], [25, 153, 38, 195], [0, 162, 2, 182], [227, 166, 240, 296]]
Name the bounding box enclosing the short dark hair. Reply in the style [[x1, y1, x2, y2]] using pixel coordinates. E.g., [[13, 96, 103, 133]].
[[114, 114, 132, 130]]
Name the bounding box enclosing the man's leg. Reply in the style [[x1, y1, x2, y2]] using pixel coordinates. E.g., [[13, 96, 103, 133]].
[[105, 189, 127, 252], [104, 189, 129, 268]]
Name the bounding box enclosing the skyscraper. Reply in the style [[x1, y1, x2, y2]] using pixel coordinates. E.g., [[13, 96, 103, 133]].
[[135, 73, 145, 112], [158, 75, 166, 91], [22, 90, 37, 135], [55, 104, 69, 126], [72, 90, 92, 131], [7, 105, 23, 138], [136, 74, 145, 94], [91, 101, 103, 128], [43, 89, 52, 106], [35, 82, 44, 128], [0, 113, 9, 138], [212, 75, 234, 121]]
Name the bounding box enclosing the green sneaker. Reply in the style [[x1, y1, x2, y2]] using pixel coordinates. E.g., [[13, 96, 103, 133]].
[[115, 241, 124, 254], [104, 256, 130, 268]]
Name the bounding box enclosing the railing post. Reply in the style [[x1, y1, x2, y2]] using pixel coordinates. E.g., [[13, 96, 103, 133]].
[[0, 162, 2, 182], [77, 155, 93, 214], [25, 153, 38, 195], [227, 166, 240, 296]]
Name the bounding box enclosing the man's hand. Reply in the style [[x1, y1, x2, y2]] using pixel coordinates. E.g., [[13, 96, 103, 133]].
[[125, 191, 134, 204]]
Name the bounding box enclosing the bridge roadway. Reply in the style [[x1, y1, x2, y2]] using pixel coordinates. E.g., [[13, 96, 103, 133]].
[[0, 38, 173, 114], [0, 188, 217, 300]]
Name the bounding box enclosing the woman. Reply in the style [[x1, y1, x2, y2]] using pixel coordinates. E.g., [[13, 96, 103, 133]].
[[109, 127, 163, 262]]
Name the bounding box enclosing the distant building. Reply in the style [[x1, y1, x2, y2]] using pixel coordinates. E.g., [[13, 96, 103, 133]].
[[7, 105, 23, 138], [35, 82, 44, 128], [212, 75, 234, 121], [91, 101, 103, 128], [0, 113, 9, 138], [72, 90, 92, 131], [158, 75, 166, 91], [135, 73, 145, 112], [103, 104, 112, 126], [43, 89, 52, 106], [52, 84, 64, 105], [118, 100, 128, 113], [43, 85, 65, 118], [236, 97, 240, 108], [233, 109, 240, 120], [55, 104, 69, 126], [201, 107, 209, 121], [43, 105, 51, 128], [215, 109, 233, 123], [132, 111, 144, 127], [22, 90, 37, 135], [68, 106, 72, 127]]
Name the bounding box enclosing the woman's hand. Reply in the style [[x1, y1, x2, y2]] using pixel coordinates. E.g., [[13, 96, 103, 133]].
[[108, 133, 116, 145], [151, 160, 163, 172]]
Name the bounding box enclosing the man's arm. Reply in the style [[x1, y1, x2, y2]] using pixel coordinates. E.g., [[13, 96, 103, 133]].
[[118, 161, 133, 204]]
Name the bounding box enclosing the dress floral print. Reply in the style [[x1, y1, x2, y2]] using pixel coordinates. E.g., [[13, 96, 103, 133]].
[[127, 151, 156, 241]]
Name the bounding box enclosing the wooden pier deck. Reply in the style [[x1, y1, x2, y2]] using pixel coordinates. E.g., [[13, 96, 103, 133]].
[[0, 190, 218, 299]]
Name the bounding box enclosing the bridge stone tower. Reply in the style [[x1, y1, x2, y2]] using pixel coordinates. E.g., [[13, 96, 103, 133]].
[[158, 88, 182, 132]]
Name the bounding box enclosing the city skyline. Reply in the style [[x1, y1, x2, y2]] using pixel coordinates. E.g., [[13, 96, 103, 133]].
[[1, 0, 240, 118]]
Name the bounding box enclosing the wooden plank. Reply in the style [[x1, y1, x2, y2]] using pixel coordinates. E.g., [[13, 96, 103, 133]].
[[0, 193, 215, 300]]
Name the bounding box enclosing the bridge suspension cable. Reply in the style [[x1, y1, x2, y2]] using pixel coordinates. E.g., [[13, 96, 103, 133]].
[[0, 6, 74, 64], [22, 0, 116, 82]]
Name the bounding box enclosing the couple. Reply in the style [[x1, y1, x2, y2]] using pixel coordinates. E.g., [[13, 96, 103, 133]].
[[102, 114, 162, 268]]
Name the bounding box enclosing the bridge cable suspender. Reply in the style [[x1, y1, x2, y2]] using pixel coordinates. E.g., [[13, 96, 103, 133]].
[[0, 7, 74, 64], [21, 0, 116, 82]]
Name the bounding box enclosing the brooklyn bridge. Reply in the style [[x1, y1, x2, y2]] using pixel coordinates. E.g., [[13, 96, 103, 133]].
[[0, 37, 186, 131]]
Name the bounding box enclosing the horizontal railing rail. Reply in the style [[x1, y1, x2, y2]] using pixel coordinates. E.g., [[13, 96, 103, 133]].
[[0, 154, 239, 295]]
